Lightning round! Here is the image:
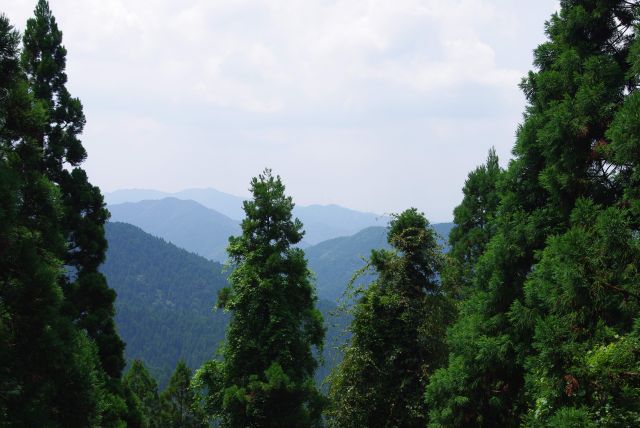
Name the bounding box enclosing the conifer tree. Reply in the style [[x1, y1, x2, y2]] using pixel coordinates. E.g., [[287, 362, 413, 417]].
[[448, 149, 502, 279], [160, 361, 207, 428], [514, 7, 640, 423], [0, 13, 111, 426], [327, 209, 454, 427], [194, 169, 325, 427], [124, 360, 163, 428], [426, 1, 638, 426], [20, 0, 124, 379], [443, 148, 503, 298], [608, 21, 640, 219]]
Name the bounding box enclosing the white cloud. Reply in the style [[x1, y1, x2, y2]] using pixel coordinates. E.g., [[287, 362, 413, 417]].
[[3, 0, 559, 221]]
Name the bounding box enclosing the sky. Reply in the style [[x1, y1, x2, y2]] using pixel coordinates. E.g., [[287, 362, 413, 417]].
[[5, 0, 559, 222]]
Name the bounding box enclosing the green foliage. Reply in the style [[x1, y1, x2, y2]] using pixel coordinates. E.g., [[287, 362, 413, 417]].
[[607, 28, 640, 217], [445, 148, 503, 295], [0, 12, 114, 426], [123, 360, 163, 428], [426, 2, 640, 426], [327, 208, 454, 427], [0, 4, 129, 425], [195, 169, 325, 427], [160, 361, 207, 428], [517, 201, 640, 426], [21, 0, 124, 380], [124, 359, 207, 428], [423, 151, 503, 426]]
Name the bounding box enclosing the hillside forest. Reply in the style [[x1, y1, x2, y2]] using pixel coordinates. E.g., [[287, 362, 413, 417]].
[[2, 0, 640, 427]]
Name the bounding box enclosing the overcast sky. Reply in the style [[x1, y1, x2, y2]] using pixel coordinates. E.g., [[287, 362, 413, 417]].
[[5, 0, 559, 222]]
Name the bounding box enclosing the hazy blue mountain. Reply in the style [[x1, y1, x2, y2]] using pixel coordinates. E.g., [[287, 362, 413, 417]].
[[105, 187, 389, 244], [108, 198, 240, 261], [174, 188, 246, 220], [104, 189, 172, 205], [105, 188, 246, 220], [103, 222, 345, 387], [432, 222, 455, 244], [294, 204, 388, 244], [307, 223, 454, 302]]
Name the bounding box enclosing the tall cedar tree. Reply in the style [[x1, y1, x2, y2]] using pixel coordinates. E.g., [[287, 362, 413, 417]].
[[443, 148, 503, 298], [0, 14, 122, 427], [426, 1, 639, 426], [194, 169, 325, 427], [513, 3, 640, 424], [160, 361, 207, 428], [327, 209, 455, 427], [123, 360, 163, 428], [21, 0, 125, 380]]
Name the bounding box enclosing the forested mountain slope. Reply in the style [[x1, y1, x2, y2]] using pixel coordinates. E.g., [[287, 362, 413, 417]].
[[103, 222, 346, 387], [102, 222, 230, 386]]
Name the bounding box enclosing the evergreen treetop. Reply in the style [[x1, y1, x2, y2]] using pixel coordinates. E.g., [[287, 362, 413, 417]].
[[195, 169, 325, 427]]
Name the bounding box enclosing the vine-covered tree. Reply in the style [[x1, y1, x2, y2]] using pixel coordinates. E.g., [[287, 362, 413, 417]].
[[194, 169, 325, 427], [21, 0, 124, 380], [327, 208, 454, 427], [426, 1, 639, 426]]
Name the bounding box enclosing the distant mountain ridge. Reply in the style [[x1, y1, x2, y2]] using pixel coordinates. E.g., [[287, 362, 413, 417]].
[[294, 204, 387, 245], [108, 198, 240, 261], [105, 188, 389, 245], [106, 188, 247, 220], [107, 191, 453, 297], [307, 226, 389, 302], [103, 219, 453, 386]]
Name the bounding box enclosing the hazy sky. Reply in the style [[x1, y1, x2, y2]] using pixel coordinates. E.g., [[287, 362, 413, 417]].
[[5, 0, 559, 222]]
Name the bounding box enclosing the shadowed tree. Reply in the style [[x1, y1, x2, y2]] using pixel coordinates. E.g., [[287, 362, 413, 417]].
[[160, 361, 206, 428], [0, 13, 113, 427], [123, 360, 162, 428], [21, 0, 125, 380]]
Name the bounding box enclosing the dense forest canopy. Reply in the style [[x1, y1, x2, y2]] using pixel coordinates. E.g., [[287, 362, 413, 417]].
[[2, 0, 640, 427]]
